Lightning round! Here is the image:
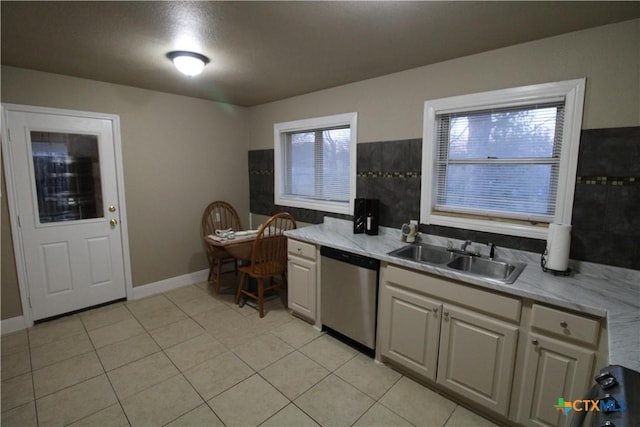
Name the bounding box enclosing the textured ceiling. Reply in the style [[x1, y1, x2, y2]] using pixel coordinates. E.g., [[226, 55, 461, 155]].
[[2, 1, 639, 107]]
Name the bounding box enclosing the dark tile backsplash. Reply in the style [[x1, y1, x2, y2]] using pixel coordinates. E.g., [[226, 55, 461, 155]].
[[248, 149, 350, 224], [249, 126, 639, 269], [576, 127, 640, 176], [356, 139, 422, 228], [571, 126, 640, 269]]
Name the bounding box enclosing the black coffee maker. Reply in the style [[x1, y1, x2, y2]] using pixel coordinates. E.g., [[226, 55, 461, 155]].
[[353, 198, 379, 235]]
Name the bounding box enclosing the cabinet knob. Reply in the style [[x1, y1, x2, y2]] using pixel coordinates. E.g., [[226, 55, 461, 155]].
[[432, 308, 438, 314], [560, 321, 568, 328], [443, 311, 449, 318], [532, 339, 539, 346]]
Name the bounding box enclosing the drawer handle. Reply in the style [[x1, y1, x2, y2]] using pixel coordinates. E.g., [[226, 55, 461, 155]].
[[532, 339, 539, 346], [560, 321, 568, 328]]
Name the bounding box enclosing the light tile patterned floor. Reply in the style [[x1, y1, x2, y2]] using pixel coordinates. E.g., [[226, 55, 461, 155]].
[[1, 275, 501, 427]]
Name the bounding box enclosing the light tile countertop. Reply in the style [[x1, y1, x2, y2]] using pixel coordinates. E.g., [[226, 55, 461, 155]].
[[285, 217, 640, 372]]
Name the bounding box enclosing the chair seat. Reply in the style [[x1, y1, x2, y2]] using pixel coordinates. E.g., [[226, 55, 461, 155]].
[[239, 261, 286, 277], [235, 212, 296, 317]]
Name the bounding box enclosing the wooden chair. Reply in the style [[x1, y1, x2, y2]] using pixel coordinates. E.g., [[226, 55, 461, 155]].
[[235, 212, 297, 317], [201, 201, 242, 293]]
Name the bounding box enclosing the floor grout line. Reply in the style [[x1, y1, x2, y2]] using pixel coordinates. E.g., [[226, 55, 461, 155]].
[[2, 280, 498, 427]]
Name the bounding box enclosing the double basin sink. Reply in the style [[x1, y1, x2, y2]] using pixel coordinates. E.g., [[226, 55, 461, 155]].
[[388, 242, 526, 284]]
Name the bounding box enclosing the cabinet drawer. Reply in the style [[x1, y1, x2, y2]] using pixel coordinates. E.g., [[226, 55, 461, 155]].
[[288, 239, 316, 260], [530, 304, 600, 346]]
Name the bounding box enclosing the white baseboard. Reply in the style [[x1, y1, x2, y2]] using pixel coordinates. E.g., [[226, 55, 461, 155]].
[[0, 269, 209, 334], [130, 268, 209, 300], [1, 315, 27, 335]]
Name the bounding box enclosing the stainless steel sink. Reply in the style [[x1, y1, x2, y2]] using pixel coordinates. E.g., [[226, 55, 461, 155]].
[[446, 255, 526, 284], [388, 243, 526, 284], [388, 243, 457, 265]]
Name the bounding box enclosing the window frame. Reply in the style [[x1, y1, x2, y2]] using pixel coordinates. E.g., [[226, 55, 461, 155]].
[[274, 112, 357, 215], [420, 79, 586, 239]]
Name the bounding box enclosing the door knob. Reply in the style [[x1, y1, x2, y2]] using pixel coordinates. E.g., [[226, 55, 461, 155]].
[[110, 219, 118, 227], [108, 205, 116, 212]]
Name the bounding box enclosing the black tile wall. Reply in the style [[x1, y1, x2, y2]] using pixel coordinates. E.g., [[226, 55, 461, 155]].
[[576, 127, 640, 176], [247, 149, 350, 224], [418, 224, 547, 255], [248, 149, 274, 215], [571, 127, 640, 269], [248, 126, 639, 269], [356, 139, 422, 228]]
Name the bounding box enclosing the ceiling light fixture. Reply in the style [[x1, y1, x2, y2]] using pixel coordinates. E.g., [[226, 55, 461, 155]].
[[167, 51, 209, 77]]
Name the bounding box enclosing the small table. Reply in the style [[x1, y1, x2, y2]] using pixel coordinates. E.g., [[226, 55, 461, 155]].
[[205, 232, 263, 307], [205, 233, 256, 262]]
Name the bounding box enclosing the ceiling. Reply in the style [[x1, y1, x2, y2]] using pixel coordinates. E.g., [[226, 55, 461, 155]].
[[2, 1, 639, 107]]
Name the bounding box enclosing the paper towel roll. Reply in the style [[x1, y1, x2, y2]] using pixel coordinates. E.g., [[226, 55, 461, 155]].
[[544, 223, 572, 271]]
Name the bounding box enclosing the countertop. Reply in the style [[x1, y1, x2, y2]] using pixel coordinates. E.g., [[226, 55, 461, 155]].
[[285, 217, 640, 372]]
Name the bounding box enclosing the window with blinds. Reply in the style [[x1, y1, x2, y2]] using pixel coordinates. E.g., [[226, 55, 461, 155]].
[[283, 126, 351, 202], [274, 113, 356, 215], [420, 79, 586, 239], [434, 102, 565, 222]]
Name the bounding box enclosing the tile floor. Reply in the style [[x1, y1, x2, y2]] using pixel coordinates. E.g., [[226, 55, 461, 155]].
[[1, 275, 500, 427]]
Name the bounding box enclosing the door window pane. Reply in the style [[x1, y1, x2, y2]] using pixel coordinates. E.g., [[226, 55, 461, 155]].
[[31, 131, 103, 223]]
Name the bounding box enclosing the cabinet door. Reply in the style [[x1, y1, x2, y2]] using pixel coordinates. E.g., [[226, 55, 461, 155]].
[[516, 333, 595, 427], [287, 256, 316, 321], [378, 283, 442, 381], [437, 304, 518, 416]]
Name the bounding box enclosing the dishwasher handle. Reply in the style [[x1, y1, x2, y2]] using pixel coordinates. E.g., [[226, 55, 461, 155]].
[[320, 246, 380, 271]]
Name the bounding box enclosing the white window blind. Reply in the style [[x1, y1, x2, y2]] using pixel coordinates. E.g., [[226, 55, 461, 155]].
[[434, 101, 565, 222], [283, 126, 351, 203], [274, 112, 357, 215]]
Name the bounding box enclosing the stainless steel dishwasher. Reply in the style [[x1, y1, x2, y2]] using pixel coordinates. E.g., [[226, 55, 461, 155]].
[[320, 246, 380, 355]]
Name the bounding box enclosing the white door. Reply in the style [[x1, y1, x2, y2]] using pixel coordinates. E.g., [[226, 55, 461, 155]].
[[5, 108, 127, 320]]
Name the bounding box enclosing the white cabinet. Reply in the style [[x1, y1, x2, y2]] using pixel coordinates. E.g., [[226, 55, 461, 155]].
[[437, 304, 518, 416], [287, 239, 317, 322], [378, 283, 442, 380], [515, 304, 599, 427], [378, 265, 521, 417]]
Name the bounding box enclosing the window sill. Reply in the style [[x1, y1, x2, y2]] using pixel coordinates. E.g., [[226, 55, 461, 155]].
[[425, 213, 548, 240], [275, 196, 352, 216]]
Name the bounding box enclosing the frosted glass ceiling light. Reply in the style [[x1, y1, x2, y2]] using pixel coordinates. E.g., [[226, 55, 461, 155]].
[[167, 51, 209, 77]]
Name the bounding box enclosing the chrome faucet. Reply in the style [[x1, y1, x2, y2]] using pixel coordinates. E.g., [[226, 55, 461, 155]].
[[448, 239, 479, 256]]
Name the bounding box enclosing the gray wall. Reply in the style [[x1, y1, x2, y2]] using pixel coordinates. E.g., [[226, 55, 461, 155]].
[[247, 19, 640, 270], [3, 19, 639, 320], [1, 67, 250, 319], [248, 20, 639, 150]]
